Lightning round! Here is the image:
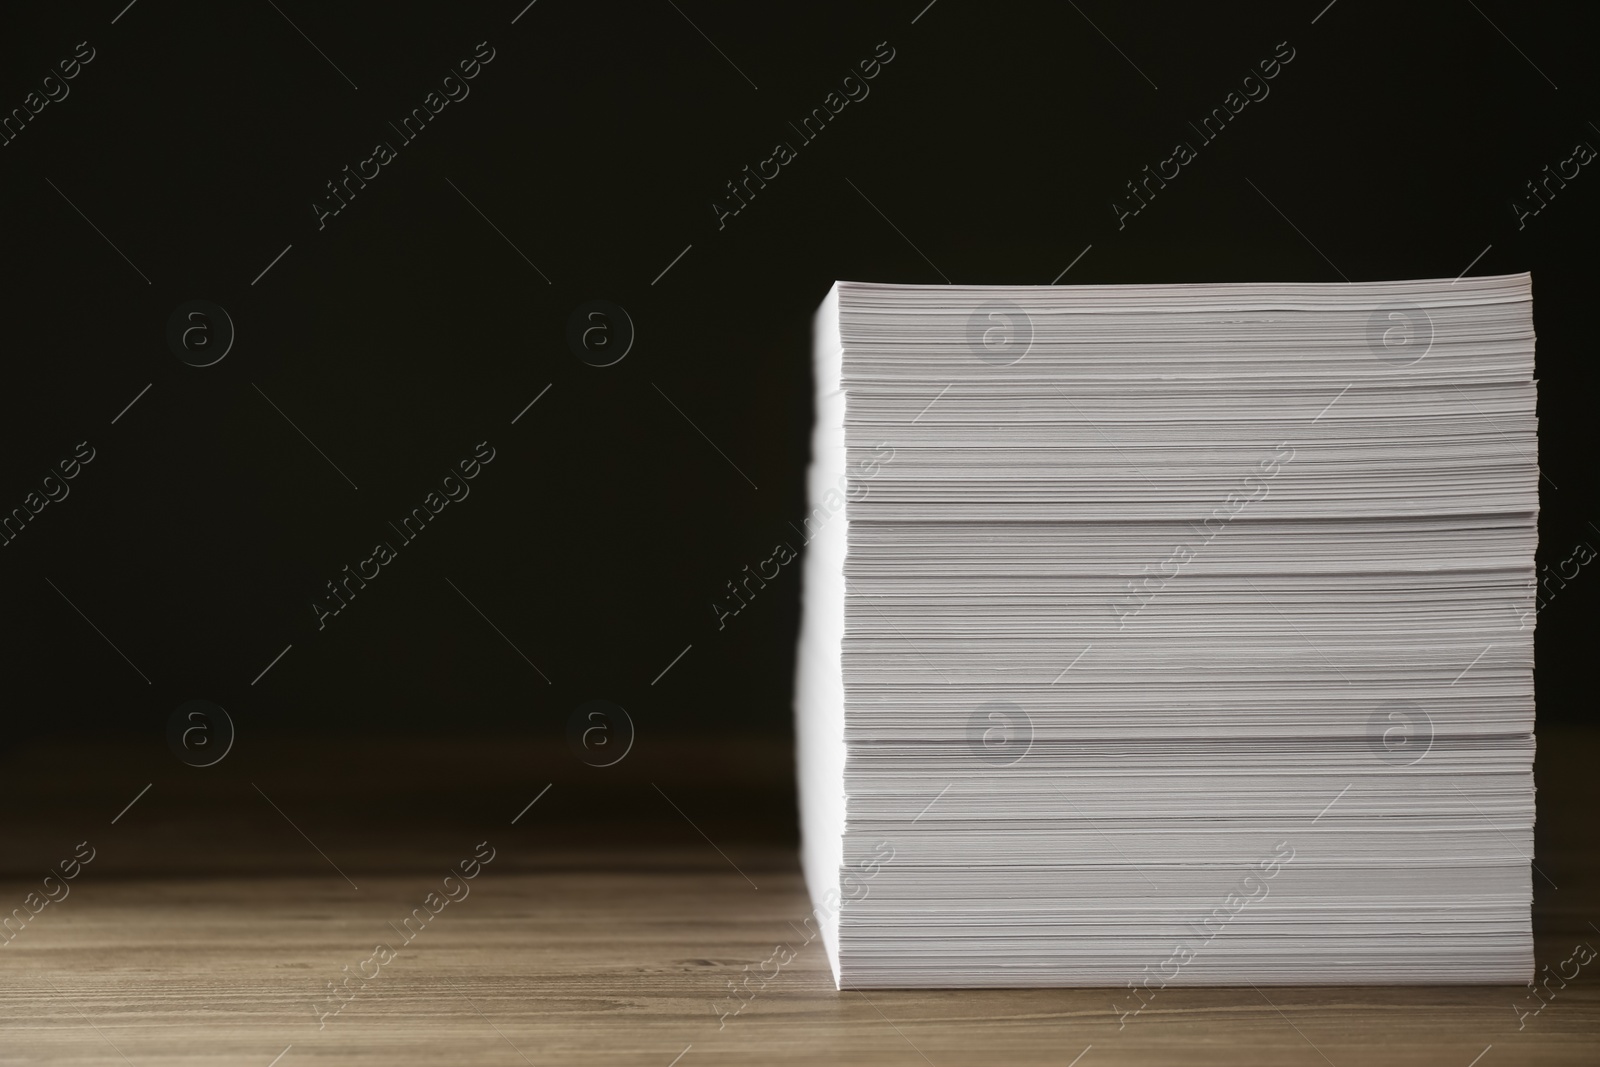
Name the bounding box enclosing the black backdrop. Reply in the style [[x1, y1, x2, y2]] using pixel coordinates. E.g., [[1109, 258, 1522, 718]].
[[0, 0, 1593, 755]]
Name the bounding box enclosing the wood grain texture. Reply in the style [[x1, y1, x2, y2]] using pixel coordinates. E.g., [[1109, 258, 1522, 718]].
[[0, 731, 1594, 1065]]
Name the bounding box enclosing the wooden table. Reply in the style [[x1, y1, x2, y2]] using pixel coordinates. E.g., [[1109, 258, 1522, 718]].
[[1, 732, 1594, 1065]]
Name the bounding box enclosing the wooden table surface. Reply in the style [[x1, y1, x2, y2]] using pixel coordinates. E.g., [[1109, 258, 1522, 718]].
[[1, 731, 1595, 1066]]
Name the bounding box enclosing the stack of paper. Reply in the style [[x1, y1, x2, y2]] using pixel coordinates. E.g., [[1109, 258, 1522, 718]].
[[795, 276, 1538, 988]]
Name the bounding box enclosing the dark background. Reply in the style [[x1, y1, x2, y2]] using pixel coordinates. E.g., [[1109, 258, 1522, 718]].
[[0, 0, 1592, 770]]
